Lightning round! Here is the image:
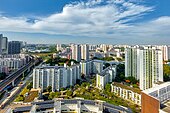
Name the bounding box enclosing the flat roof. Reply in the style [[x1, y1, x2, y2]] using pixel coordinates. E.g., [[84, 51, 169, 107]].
[[112, 82, 141, 94], [35, 66, 63, 69], [13, 99, 132, 113], [142, 82, 170, 94]]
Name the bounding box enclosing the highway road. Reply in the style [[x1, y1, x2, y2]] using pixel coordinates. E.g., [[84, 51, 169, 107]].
[[0, 58, 40, 92], [0, 58, 42, 112], [0, 71, 33, 112]]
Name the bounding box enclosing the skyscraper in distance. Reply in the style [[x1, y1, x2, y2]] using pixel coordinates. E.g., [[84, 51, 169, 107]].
[[71, 44, 81, 62], [125, 46, 163, 90], [8, 41, 21, 54], [0, 34, 8, 55], [81, 44, 89, 60]]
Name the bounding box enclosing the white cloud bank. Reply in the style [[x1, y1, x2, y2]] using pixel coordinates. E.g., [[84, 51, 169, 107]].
[[0, 0, 170, 43]]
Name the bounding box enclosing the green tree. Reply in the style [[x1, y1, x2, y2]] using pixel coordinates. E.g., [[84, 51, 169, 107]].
[[81, 82, 88, 87], [0, 73, 6, 80], [105, 84, 111, 92], [115, 64, 125, 82], [16, 95, 24, 101], [121, 47, 125, 52], [66, 90, 73, 97], [117, 58, 122, 61], [163, 64, 170, 81], [55, 92, 61, 98], [47, 86, 52, 92], [104, 63, 110, 68], [48, 92, 56, 100], [103, 57, 114, 61], [125, 76, 138, 84], [27, 82, 33, 90], [60, 87, 65, 91], [49, 45, 57, 53]]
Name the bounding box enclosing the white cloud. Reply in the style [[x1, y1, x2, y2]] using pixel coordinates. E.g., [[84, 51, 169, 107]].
[[0, 0, 169, 44]]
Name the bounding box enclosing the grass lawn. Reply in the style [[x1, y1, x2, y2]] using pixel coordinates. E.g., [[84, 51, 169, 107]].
[[15, 87, 29, 102], [24, 91, 38, 103], [20, 87, 29, 95], [45, 81, 140, 113]]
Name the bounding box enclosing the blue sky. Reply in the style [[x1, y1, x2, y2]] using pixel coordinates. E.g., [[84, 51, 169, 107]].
[[0, 0, 170, 44]]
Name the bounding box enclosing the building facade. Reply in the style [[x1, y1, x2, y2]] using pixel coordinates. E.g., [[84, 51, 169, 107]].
[[125, 46, 163, 90], [156, 45, 170, 61], [0, 34, 8, 55], [13, 99, 132, 113], [93, 60, 104, 74], [81, 44, 89, 60], [33, 64, 81, 91], [96, 66, 116, 90], [142, 82, 170, 113], [80, 60, 93, 76], [0, 54, 30, 73], [8, 41, 21, 54], [139, 46, 163, 90], [125, 46, 140, 80], [71, 44, 81, 62], [56, 44, 62, 51], [111, 82, 141, 105]]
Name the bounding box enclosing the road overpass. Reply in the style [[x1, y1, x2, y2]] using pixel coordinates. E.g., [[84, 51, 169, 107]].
[[0, 58, 42, 92]]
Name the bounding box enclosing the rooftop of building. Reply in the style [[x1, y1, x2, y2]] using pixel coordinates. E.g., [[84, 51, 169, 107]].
[[93, 59, 104, 63], [112, 82, 141, 94], [13, 98, 132, 113], [142, 82, 170, 95], [97, 65, 116, 76], [0, 58, 26, 60], [35, 65, 63, 69], [35, 63, 80, 70], [80, 59, 93, 63]]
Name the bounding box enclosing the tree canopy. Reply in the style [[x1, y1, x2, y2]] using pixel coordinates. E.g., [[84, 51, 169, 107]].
[[0, 73, 6, 80], [163, 64, 170, 82], [46, 57, 78, 66], [115, 64, 125, 82]]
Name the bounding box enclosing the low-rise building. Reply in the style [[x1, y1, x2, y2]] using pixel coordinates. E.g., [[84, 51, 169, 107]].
[[111, 82, 141, 106], [141, 82, 170, 113], [12, 99, 132, 113]]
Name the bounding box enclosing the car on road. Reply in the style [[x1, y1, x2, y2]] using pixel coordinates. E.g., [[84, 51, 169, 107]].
[[0, 104, 4, 109], [6, 92, 11, 97]]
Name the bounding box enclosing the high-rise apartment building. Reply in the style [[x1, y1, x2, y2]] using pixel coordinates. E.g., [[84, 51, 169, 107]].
[[156, 45, 170, 61], [8, 41, 21, 54], [33, 64, 81, 92], [93, 60, 104, 74], [139, 46, 163, 90], [96, 66, 116, 89], [125, 46, 163, 90], [71, 44, 81, 62], [89, 44, 97, 51], [56, 44, 62, 51], [125, 46, 140, 80], [100, 44, 108, 53], [0, 34, 8, 55], [81, 44, 89, 60], [80, 60, 93, 76]]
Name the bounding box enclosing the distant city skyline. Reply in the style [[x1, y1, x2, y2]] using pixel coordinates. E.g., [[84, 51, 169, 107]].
[[0, 0, 170, 44]]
